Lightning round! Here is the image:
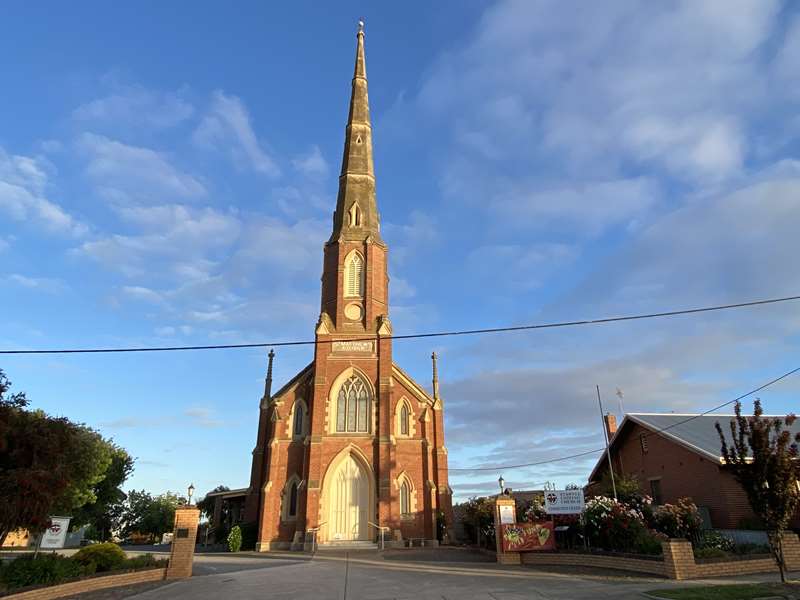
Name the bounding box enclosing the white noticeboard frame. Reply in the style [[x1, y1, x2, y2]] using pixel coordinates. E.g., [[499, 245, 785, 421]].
[[544, 490, 585, 515], [40, 516, 71, 549], [499, 504, 515, 524]]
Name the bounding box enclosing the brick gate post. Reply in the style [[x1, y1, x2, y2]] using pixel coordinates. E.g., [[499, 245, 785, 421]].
[[166, 506, 200, 579]]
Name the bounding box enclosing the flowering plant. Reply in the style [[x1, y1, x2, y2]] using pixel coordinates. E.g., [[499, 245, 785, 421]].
[[652, 497, 702, 540], [582, 496, 648, 552]]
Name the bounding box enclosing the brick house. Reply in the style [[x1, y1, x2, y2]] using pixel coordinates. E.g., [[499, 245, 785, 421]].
[[226, 25, 454, 551], [588, 413, 800, 530]]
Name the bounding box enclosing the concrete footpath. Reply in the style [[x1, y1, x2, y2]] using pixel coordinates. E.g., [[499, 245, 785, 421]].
[[116, 548, 798, 600]]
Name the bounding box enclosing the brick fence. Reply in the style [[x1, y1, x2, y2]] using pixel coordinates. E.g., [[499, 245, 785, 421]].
[[3, 568, 166, 600], [517, 532, 800, 580], [521, 551, 666, 576]]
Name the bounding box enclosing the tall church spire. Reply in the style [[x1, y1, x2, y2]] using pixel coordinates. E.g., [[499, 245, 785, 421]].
[[329, 20, 382, 244]]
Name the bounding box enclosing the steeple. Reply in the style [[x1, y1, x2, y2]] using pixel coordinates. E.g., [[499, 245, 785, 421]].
[[329, 20, 383, 244]]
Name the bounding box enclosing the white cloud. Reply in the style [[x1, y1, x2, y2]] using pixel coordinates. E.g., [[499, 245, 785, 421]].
[[292, 145, 329, 178], [122, 285, 165, 304], [193, 91, 280, 177], [77, 204, 241, 278], [73, 85, 194, 130], [6, 274, 66, 294], [78, 133, 206, 201], [0, 148, 87, 236]]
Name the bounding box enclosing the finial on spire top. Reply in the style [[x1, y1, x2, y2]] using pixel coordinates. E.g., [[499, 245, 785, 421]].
[[358, 18, 365, 34]]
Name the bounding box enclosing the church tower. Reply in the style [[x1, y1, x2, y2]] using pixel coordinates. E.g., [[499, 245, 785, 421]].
[[245, 23, 453, 551]]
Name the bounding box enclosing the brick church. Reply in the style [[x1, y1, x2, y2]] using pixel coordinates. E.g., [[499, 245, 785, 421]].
[[240, 24, 454, 550]]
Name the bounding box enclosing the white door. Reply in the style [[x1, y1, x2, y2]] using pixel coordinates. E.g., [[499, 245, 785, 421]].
[[329, 455, 369, 540]]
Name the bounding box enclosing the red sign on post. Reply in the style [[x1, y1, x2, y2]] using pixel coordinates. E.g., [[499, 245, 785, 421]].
[[501, 522, 555, 552]]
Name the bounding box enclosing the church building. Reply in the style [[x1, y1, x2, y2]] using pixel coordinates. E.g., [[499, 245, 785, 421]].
[[242, 24, 454, 550]]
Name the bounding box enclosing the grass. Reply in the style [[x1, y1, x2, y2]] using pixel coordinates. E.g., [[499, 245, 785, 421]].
[[647, 582, 799, 599]]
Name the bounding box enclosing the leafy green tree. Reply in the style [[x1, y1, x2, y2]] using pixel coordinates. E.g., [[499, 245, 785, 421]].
[[716, 399, 800, 583], [121, 490, 185, 543], [71, 446, 134, 540], [0, 370, 114, 545]]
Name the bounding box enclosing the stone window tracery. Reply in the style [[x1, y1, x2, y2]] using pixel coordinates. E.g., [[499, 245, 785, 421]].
[[335, 374, 370, 433]]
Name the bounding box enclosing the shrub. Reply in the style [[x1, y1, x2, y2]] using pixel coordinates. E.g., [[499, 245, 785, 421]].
[[0, 554, 82, 590], [582, 496, 648, 552], [227, 525, 242, 553], [697, 530, 735, 552], [694, 546, 727, 559], [124, 554, 168, 570], [633, 529, 666, 555], [652, 498, 702, 540], [72, 542, 126, 573], [239, 522, 258, 551], [733, 542, 771, 556]]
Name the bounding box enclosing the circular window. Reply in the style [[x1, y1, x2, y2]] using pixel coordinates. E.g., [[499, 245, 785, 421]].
[[344, 302, 363, 321]]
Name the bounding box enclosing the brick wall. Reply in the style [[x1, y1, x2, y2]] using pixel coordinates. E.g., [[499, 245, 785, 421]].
[[4, 568, 166, 600], [521, 552, 666, 576]]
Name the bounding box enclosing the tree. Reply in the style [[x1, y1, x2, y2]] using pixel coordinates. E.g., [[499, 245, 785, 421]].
[[197, 485, 229, 542], [121, 490, 185, 543], [70, 446, 134, 541], [0, 370, 114, 545], [716, 399, 800, 583]]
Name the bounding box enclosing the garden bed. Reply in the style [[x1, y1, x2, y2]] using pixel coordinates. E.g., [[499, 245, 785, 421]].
[[0, 567, 166, 599]]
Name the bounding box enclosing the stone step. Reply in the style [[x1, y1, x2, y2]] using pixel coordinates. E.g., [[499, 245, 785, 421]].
[[317, 541, 378, 551]]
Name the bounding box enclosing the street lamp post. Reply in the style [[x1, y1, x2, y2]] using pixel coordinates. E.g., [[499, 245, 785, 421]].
[[498, 476, 505, 495], [188, 483, 195, 506]]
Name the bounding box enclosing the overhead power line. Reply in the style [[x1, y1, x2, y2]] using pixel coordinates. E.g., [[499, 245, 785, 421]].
[[2, 294, 799, 355], [449, 364, 800, 473]]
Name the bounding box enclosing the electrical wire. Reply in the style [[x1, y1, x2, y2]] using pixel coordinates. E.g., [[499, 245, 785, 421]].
[[448, 364, 800, 473], [2, 294, 798, 355]]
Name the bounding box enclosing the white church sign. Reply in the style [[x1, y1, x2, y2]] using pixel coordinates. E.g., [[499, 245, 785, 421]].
[[40, 516, 71, 549], [544, 490, 585, 515]]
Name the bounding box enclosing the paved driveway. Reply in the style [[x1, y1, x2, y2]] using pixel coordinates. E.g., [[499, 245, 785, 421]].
[[120, 549, 795, 600]]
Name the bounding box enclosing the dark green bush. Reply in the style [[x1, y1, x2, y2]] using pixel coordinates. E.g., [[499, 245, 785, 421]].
[[124, 554, 168, 570], [733, 542, 771, 555], [0, 554, 82, 590], [72, 542, 126, 573], [694, 546, 728, 559], [239, 522, 258, 551], [633, 530, 665, 555]]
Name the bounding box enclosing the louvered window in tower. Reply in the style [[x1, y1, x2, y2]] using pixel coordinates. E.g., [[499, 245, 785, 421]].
[[345, 253, 364, 297]]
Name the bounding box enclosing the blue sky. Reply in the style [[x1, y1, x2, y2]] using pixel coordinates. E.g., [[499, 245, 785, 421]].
[[2, 0, 800, 502]]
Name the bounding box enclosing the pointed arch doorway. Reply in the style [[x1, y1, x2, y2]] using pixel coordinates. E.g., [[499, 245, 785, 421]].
[[323, 450, 373, 542]]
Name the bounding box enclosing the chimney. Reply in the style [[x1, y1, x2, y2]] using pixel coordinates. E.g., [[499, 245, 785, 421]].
[[603, 413, 617, 439]]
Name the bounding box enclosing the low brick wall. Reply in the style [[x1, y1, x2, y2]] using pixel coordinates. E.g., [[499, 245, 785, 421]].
[[3, 568, 166, 600], [663, 533, 800, 580], [514, 533, 800, 580], [521, 551, 666, 576]]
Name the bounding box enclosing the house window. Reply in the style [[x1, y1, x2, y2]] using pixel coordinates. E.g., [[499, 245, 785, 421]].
[[640, 433, 649, 454], [400, 403, 409, 436], [649, 479, 663, 505], [335, 374, 370, 433], [344, 252, 364, 297], [288, 480, 298, 517], [400, 480, 411, 516]]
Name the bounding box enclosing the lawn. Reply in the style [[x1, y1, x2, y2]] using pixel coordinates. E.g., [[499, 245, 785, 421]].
[[647, 582, 799, 599]]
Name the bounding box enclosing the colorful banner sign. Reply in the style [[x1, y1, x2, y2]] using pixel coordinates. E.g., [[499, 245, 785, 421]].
[[40, 516, 71, 549], [501, 522, 555, 552], [544, 489, 585, 514]]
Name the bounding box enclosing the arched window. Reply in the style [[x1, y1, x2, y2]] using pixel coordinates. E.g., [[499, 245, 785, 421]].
[[335, 374, 370, 433], [293, 401, 305, 437], [288, 480, 298, 517], [400, 480, 411, 516], [400, 404, 409, 436], [344, 252, 364, 298]]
